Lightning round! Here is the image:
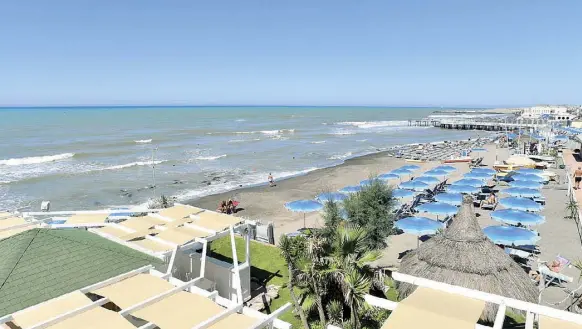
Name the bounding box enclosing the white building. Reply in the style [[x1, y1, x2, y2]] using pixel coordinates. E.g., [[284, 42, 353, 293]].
[[520, 106, 571, 120]]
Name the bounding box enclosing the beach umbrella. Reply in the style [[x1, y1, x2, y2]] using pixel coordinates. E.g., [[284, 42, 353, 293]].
[[554, 135, 568, 141], [399, 180, 430, 191], [434, 165, 457, 173], [415, 176, 440, 185], [316, 192, 348, 203], [452, 178, 485, 187], [285, 200, 324, 228], [434, 193, 463, 206], [509, 180, 542, 189], [499, 197, 543, 212], [512, 174, 545, 183], [464, 172, 493, 181], [483, 225, 540, 246], [472, 147, 487, 158], [447, 184, 480, 194], [392, 168, 415, 176], [507, 133, 518, 140], [472, 168, 496, 175], [490, 209, 545, 226], [339, 185, 361, 194], [396, 216, 444, 247], [400, 164, 421, 171], [392, 189, 415, 199], [423, 169, 449, 178], [360, 178, 382, 186], [502, 187, 542, 198], [416, 202, 458, 217], [515, 168, 544, 176], [378, 173, 400, 181], [397, 195, 538, 322]]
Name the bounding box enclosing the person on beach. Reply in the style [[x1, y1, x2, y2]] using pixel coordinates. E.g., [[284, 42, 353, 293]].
[[217, 200, 227, 213], [227, 199, 234, 214], [480, 192, 496, 207], [574, 167, 582, 189], [268, 173, 275, 187]]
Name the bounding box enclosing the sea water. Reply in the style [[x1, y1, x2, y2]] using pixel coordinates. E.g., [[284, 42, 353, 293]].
[[0, 106, 497, 211]]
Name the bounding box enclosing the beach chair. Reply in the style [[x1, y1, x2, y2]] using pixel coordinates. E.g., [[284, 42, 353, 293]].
[[538, 255, 573, 287]]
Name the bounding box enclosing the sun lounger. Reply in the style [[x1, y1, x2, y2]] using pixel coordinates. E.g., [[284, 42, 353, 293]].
[[480, 201, 498, 210], [538, 255, 573, 287]]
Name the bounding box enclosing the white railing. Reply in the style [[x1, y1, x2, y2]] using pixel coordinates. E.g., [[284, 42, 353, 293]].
[[326, 272, 582, 329]]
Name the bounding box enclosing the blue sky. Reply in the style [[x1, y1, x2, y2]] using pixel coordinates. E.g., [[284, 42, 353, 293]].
[[1, 1, 581, 107]]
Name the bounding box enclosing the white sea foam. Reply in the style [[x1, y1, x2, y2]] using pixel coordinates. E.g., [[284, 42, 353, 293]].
[[337, 121, 410, 129], [328, 152, 353, 160], [103, 160, 165, 171], [135, 139, 152, 144], [329, 130, 356, 136], [311, 141, 326, 144], [234, 129, 295, 135], [356, 139, 368, 142], [195, 154, 227, 161], [235, 119, 246, 122], [0, 153, 75, 166]]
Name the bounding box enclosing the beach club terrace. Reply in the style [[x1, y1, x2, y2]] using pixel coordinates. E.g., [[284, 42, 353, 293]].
[[0, 206, 291, 329]]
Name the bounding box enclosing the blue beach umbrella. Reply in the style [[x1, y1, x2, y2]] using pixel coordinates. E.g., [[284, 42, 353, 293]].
[[452, 178, 485, 187], [392, 168, 415, 176], [507, 133, 518, 140], [490, 209, 545, 226], [499, 197, 543, 212], [434, 165, 457, 173], [510, 180, 542, 189], [515, 168, 544, 176], [502, 187, 542, 198], [512, 174, 545, 183], [400, 165, 421, 171], [423, 169, 449, 178], [434, 193, 463, 206], [554, 135, 568, 141], [483, 225, 540, 246], [392, 189, 415, 199], [472, 168, 496, 175], [472, 148, 487, 152], [378, 173, 400, 181], [447, 184, 480, 194], [316, 192, 348, 203], [285, 200, 324, 228], [416, 202, 458, 217], [399, 180, 430, 191], [464, 172, 493, 181], [415, 176, 440, 185], [339, 185, 361, 194], [360, 178, 382, 186], [396, 216, 444, 247]]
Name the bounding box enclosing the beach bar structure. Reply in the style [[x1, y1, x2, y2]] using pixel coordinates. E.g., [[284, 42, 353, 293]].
[[433, 118, 547, 131], [0, 265, 291, 329], [20, 204, 256, 303], [326, 271, 582, 329]]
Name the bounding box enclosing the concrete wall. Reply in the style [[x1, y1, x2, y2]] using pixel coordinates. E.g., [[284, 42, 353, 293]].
[[171, 249, 251, 302]]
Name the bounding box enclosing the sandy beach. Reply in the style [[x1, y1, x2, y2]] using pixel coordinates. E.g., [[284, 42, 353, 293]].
[[190, 141, 582, 307]]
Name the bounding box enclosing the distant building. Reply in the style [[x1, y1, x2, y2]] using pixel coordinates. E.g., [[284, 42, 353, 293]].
[[520, 106, 571, 120]]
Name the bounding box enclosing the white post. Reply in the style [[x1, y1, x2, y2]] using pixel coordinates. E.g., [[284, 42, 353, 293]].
[[230, 226, 243, 303], [201, 240, 208, 278], [492, 303, 506, 329], [245, 224, 251, 265], [525, 311, 534, 329], [166, 247, 179, 275]]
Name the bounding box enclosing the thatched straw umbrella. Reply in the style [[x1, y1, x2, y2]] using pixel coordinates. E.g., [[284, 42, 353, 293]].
[[397, 195, 538, 322]]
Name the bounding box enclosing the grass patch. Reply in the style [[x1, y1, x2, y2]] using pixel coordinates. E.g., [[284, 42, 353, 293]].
[[209, 236, 301, 328]]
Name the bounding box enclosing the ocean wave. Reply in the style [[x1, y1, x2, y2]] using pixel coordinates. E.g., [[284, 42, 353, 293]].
[[311, 141, 326, 144], [228, 138, 261, 143], [235, 119, 246, 122], [235, 129, 295, 135], [102, 160, 166, 171], [195, 154, 227, 161], [336, 120, 410, 129], [0, 153, 75, 166], [135, 139, 152, 144], [328, 152, 353, 160], [329, 130, 356, 136]]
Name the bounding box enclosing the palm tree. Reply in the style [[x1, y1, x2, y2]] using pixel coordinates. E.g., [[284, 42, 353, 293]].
[[278, 235, 311, 329], [328, 226, 383, 328], [296, 235, 328, 326]]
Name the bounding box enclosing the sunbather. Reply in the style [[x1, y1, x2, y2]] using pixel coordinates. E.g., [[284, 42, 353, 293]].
[[480, 192, 496, 207]]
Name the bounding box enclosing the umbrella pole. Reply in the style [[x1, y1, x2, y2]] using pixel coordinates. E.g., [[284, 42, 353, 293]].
[[303, 213, 306, 228]]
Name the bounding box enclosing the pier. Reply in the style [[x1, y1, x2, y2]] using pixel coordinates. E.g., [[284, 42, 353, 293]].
[[430, 119, 546, 131], [408, 119, 437, 127]]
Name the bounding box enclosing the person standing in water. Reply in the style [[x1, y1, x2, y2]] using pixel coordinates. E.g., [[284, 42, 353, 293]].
[[574, 167, 582, 189], [268, 173, 275, 187]]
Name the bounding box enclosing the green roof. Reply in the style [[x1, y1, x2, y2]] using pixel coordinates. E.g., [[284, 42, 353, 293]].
[[0, 228, 162, 317]]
